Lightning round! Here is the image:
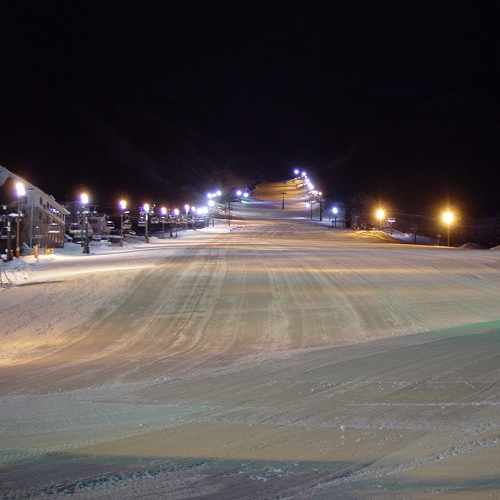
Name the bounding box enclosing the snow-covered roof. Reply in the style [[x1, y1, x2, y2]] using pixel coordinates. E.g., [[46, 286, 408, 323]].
[[0, 164, 69, 215]]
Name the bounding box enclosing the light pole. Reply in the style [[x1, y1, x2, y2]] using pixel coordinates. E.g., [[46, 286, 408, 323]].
[[332, 207, 338, 228], [160, 207, 167, 238], [15, 182, 25, 257], [208, 200, 215, 226], [376, 208, 385, 230], [81, 193, 90, 254], [184, 204, 189, 229], [281, 191, 287, 210], [411, 227, 418, 244], [5, 217, 13, 261], [207, 193, 214, 225], [119, 200, 126, 246], [143, 203, 150, 243], [173, 208, 179, 237], [443, 210, 454, 246], [191, 206, 196, 231]]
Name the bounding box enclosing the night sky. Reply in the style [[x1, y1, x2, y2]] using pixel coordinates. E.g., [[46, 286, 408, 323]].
[[1, 1, 499, 216]]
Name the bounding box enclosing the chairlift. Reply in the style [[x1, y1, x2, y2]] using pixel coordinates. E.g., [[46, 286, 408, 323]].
[[69, 222, 82, 234], [48, 222, 61, 234]]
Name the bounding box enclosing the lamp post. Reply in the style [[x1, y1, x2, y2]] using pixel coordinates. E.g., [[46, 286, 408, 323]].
[[119, 200, 126, 246], [207, 190, 222, 216], [81, 193, 90, 254], [15, 182, 25, 257], [5, 217, 13, 261], [191, 206, 196, 231], [173, 208, 179, 237], [281, 191, 287, 210], [208, 200, 215, 227], [143, 203, 150, 243], [160, 207, 167, 238], [411, 227, 418, 244], [376, 208, 385, 230], [184, 204, 189, 229], [332, 207, 338, 228], [443, 210, 454, 246]]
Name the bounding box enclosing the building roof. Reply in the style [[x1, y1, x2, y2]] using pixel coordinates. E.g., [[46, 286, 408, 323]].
[[0, 164, 69, 215]]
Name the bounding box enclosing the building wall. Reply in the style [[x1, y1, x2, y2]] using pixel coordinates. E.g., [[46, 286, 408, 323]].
[[22, 189, 68, 248], [0, 166, 69, 251]]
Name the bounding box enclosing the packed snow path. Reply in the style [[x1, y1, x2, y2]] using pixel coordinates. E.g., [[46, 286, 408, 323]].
[[1, 182, 499, 499]]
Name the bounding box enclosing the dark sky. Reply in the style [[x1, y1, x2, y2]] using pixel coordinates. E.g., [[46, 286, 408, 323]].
[[1, 1, 499, 215], [3, 2, 489, 93]]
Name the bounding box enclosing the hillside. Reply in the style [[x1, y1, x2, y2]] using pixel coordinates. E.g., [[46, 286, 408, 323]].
[[0, 72, 499, 217]]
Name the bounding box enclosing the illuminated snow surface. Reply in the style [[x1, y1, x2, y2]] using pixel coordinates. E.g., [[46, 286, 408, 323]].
[[1, 181, 500, 499]]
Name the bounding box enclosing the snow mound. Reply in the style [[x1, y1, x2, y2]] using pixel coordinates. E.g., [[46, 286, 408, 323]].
[[0, 257, 36, 284], [459, 242, 487, 249]]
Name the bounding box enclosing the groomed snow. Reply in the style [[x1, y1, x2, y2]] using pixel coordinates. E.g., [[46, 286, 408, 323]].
[[1, 181, 499, 499]]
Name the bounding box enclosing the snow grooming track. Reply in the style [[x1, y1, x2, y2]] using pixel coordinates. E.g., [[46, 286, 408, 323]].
[[1, 185, 500, 499]]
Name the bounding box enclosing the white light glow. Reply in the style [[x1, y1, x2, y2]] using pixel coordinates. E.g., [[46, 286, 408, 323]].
[[443, 211, 454, 225]]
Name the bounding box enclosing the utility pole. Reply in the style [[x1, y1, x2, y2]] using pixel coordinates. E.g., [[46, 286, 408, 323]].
[[281, 191, 287, 210], [6, 218, 12, 261], [15, 183, 25, 257], [411, 227, 417, 244]]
